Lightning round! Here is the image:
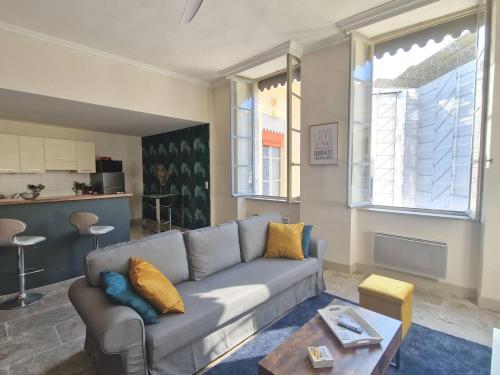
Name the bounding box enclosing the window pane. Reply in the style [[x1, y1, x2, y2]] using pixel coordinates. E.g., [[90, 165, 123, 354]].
[[351, 164, 370, 204], [235, 137, 252, 166], [371, 14, 480, 212], [236, 109, 252, 137], [292, 130, 301, 164], [271, 157, 280, 180], [231, 79, 255, 196], [234, 81, 253, 110], [349, 35, 373, 207], [270, 147, 280, 158], [234, 166, 253, 194], [262, 156, 270, 178]]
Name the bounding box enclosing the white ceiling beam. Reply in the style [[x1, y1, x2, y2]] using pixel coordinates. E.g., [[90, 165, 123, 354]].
[[336, 0, 442, 33]]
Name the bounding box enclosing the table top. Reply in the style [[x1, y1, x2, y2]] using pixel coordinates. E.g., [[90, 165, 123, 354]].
[[258, 299, 402, 375], [141, 194, 177, 199]]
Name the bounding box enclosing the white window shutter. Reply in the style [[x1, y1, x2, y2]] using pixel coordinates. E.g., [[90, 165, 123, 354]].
[[287, 54, 301, 203], [348, 33, 374, 208], [468, 8, 488, 220], [231, 78, 256, 196]]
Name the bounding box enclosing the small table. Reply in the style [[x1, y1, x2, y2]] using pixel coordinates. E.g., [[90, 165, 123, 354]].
[[141, 194, 176, 233], [258, 300, 402, 375]]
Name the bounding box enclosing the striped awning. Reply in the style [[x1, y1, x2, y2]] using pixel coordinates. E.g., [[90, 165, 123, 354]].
[[258, 68, 300, 91], [375, 13, 478, 58]]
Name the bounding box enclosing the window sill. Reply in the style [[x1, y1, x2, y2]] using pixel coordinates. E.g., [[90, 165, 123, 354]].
[[245, 196, 301, 204], [357, 205, 476, 222]]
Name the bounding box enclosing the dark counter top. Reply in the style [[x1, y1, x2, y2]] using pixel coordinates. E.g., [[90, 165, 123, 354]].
[[0, 193, 133, 206]]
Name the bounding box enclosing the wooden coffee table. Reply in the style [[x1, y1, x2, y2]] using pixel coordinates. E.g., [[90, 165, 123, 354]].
[[258, 300, 402, 375]]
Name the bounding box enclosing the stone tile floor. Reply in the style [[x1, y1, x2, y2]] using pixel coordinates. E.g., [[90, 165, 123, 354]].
[[0, 248, 498, 374]]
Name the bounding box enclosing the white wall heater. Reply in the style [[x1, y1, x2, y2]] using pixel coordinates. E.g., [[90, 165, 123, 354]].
[[372, 232, 447, 280]]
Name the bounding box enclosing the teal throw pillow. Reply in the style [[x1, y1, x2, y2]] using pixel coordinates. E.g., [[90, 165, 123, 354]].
[[101, 271, 159, 325], [302, 225, 314, 257]]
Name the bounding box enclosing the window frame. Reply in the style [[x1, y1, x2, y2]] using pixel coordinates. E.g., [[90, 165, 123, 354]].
[[230, 53, 301, 202], [347, 9, 490, 221]]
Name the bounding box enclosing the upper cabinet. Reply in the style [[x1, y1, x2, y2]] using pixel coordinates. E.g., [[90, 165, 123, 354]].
[[0, 134, 96, 173], [44, 138, 77, 170], [19, 136, 45, 173], [77, 141, 96, 173], [0, 134, 20, 173]]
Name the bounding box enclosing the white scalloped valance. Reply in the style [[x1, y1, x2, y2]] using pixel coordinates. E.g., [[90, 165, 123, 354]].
[[374, 13, 478, 58]]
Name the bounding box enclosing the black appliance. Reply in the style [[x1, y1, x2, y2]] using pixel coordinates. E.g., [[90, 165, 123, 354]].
[[90, 172, 125, 194], [96, 160, 123, 173]]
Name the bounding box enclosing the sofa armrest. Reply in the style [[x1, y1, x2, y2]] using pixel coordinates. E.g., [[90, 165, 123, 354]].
[[309, 237, 327, 291], [309, 237, 326, 261], [68, 277, 147, 375]]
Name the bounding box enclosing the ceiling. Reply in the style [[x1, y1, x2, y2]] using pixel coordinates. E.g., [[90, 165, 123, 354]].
[[0, 0, 392, 82], [0, 89, 202, 136]]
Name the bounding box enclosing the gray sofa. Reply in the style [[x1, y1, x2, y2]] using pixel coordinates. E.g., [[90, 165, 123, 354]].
[[69, 212, 327, 375]]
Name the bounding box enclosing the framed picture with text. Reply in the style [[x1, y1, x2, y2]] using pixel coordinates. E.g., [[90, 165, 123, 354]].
[[310, 122, 338, 165]]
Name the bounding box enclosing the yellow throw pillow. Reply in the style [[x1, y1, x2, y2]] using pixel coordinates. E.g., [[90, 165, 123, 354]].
[[129, 257, 185, 314], [265, 222, 305, 260]]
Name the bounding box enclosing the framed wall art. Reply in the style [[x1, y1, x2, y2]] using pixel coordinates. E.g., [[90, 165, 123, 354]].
[[310, 122, 338, 165]]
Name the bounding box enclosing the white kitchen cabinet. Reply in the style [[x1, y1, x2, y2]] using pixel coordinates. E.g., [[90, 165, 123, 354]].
[[19, 136, 45, 173], [76, 141, 96, 173], [44, 138, 77, 170], [0, 134, 20, 173]]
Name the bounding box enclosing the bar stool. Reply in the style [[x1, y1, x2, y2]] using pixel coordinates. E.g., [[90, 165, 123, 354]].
[[0, 219, 46, 310], [70, 212, 114, 250]]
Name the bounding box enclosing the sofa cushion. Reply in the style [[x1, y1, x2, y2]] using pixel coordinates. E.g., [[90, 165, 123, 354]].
[[183, 222, 241, 281], [145, 256, 319, 366], [129, 257, 185, 314], [237, 212, 282, 262], [85, 230, 189, 287], [101, 271, 159, 325], [265, 222, 305, 260]]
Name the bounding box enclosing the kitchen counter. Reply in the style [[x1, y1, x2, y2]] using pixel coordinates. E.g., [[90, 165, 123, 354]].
[[0, 193, 131, 295], [0, 193, 133, 206]]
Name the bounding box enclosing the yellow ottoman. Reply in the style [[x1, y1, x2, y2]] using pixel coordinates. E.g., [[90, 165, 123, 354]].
[[358, 274, 414, 339]]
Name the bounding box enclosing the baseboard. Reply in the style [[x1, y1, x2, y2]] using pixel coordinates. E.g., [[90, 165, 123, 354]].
[[323, 261, 477, 300], [478, 296, 500, 312], [323, 260, 356, 274]]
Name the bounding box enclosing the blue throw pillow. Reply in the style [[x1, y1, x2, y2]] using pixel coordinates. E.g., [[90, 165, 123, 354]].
[[302, 225, 314, 258], [101, 271, 159, 325]]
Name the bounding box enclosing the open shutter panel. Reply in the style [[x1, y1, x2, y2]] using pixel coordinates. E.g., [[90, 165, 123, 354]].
[[287, 54, 301, 203], [468, 7, 488, 220], [348, 33, 374, 208], [231, 78, 256, 196]]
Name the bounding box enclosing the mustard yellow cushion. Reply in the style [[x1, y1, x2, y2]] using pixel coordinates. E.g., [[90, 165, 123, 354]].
[[265, 222, 305, 260], [128, 257, 185, 314]]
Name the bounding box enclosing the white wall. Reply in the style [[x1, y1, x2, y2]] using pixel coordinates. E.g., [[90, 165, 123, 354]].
[[300, 42, 353, 265], [354, 210, 481, 290], [211, 81, 239, 224], [0, 119, 143, 219]]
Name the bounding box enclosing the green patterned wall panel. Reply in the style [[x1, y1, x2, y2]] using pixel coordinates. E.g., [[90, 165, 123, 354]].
[[142, 124, 210, 229]]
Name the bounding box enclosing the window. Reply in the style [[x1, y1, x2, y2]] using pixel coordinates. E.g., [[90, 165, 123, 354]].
[[262, 145, 281, 196], [231, 54, 301, 202], [348, 10, 488, 219]]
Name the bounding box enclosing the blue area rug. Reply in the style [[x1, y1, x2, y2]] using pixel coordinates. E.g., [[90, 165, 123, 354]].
[[206, 293, 492, 375]]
